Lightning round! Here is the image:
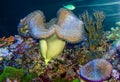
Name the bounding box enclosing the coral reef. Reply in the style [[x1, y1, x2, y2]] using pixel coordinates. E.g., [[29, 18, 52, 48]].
[[0, 8, 119, 82], [102, 39, 120, 81], [13, 37, 36, 54], [28, 44, 82, 81]]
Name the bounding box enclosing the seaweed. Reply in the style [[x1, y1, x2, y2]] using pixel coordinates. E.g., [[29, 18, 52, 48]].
[[72, 78, 80, 82], [0, 66, 36, 82], [53, 78, 70, 82]]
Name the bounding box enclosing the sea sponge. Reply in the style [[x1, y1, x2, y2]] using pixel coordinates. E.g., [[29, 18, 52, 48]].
[[18, 8, 83, 65], [79, 59, 113, 82]]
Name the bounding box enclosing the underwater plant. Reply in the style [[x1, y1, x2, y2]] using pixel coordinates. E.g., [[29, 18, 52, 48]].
[[0, 66, 36, 82], [79, 59, 113, 82], [77, 10, 109, 63], [18, 8, 84, 65], [81, 10, 105, 51]]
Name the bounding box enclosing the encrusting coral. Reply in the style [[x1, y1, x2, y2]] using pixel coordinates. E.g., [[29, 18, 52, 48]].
[[18, 8, 84, 65]]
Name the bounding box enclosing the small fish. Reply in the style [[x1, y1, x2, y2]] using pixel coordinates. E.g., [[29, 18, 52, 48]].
[[63, 4, 75, 10]]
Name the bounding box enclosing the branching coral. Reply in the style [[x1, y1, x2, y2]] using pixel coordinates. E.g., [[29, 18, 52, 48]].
[[18, 8, 84, 65], [81, 10, 105, 51], [0, 36, 14, 47], [106, 24, 120, 41]]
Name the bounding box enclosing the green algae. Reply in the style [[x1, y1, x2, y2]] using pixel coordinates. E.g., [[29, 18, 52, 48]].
[[53, 78, 70, 82], [0, 66, 36, 82]]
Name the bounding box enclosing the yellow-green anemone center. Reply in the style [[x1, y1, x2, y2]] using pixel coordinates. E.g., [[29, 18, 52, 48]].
[[39, 34, 65, 65]]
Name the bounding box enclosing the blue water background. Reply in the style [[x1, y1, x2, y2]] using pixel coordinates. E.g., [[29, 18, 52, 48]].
[[0, 0, 120, 37]]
